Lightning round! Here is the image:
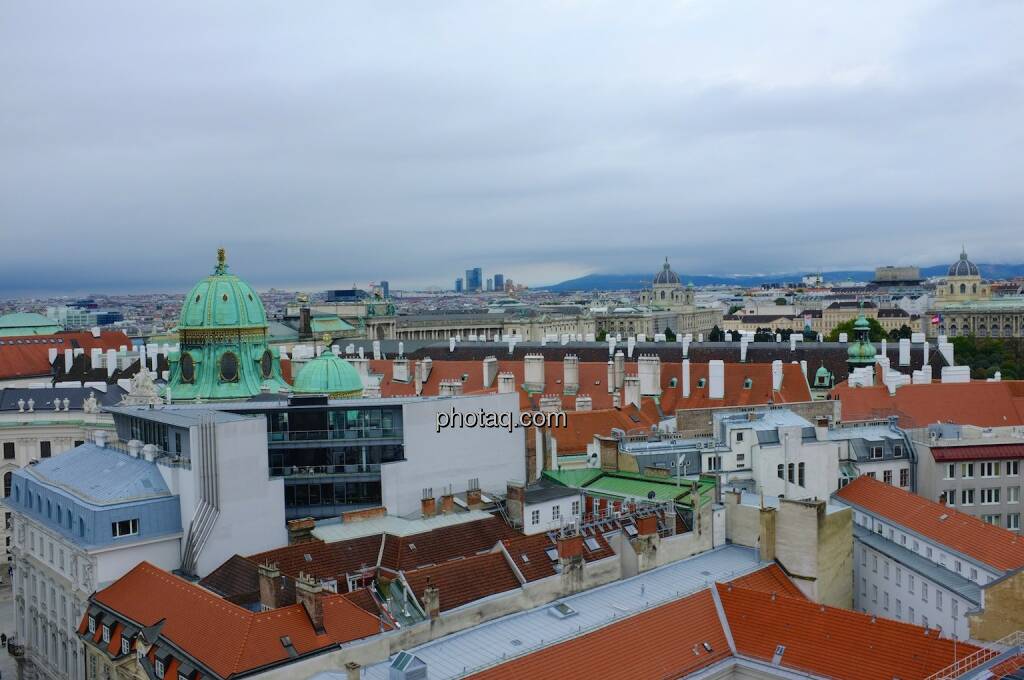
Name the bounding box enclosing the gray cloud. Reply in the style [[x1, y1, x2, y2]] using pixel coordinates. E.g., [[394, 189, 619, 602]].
[[2, 0, 1023, 294]]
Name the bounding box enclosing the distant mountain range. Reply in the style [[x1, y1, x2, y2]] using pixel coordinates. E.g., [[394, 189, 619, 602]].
[[540, 264, 1024, 292]]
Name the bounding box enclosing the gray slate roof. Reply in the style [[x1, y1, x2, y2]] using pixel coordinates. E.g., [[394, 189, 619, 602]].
[[25, 442, 171, 506], [854, 526, 981, 606]]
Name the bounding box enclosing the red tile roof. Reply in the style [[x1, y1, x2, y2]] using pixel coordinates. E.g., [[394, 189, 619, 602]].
[[549, 406, 659, 453], [0, 330, 131, 380], [89, 561, 383, 678], [718, 583, 980, 680], [728, 563, 806, 600], [831, 381, 1024, 428], [929, 443, 1024, 462], [470, 568, 982, 680], [469, 588, 731, 679], [835, 475, 1024, 571], [402, 552, 522, 612], [500, 531, 616, 582], [370, 358, 810, 415]]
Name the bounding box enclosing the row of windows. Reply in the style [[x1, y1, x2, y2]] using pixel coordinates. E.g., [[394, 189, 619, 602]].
[[856, 512, 988, 583], [530, 501, 582, 526], [15, 485, 140, 540], [777, 462, 806, 487], [944, 461, 1021, 480], [861, 551, 961, 621], [2, 441, 52, 459], [284, 481, 381, 508], [943, 486, 1020, 506]]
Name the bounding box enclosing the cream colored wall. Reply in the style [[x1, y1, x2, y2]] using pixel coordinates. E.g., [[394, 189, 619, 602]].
[[970, 570, 1024, 642]]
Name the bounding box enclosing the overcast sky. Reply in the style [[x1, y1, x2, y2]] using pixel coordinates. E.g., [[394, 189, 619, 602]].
[[2, 1, 1023, 295]]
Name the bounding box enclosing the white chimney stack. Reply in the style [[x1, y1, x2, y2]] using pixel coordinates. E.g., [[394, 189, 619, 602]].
[[372, 340, 381, 360], [48, 348, 58, 365], [740, 338, 748, 362], [771, 360, 783, 392], [627, 336, 636, 358], [563, 354, 579, 394], [63, 349, 73, 373], [607, 360, 615, 394], [575, 394, 592, 411], [638, 355, 661, 396], [524, 354, 545, 392], [708, 360, 725, 399], [682, 359, 691, 398], [497, 372, 516, 394], [613, 351, 625, 389], [898, 338, 910, 366], [482, 356, 498, 388], [106, 348, 118, 374], [624, 375, 641, 408]]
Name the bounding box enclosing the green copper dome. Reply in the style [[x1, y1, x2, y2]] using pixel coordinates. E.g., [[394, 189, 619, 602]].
[[292, 351, 364, 397], [167, 249, 289, 401], [178, 248, 267, 330], [847, 313, 876, 363], [815, 365, 831, 379]]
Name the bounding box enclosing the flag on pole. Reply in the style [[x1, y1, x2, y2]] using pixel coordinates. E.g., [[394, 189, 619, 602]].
[[930, 313, 942, 325]]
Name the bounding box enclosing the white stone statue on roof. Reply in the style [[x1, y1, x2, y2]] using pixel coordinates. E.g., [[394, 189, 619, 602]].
[[121, 366, 162, 406]]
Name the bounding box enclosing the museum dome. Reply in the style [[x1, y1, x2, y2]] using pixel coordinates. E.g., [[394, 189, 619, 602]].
[[947, 248, 980, 278], [178, 249, 268, 331], [653, 257, 681, 285], [292, 350, 364, 397]]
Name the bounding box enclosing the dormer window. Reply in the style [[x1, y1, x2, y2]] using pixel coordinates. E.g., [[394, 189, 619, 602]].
[[121, 636, 131, 656], [102, 625, 110, 643], [697, 378, 706, 388], [88, 616, 96, 634], [743, 378, 753, 389], [155, 659, 165, 677]]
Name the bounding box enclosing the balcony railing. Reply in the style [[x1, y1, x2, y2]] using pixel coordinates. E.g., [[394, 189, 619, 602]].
[[271, 463, 382, 477], [269, 428, 402, 443]]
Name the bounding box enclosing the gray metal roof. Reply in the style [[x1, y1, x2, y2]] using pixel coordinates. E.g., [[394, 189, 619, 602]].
[[104, 405, 252, 427], [355, 544, 762, 680], [24, 442, 171, 506], [524, 484, 580, 504], [854, 526, 980, 605]]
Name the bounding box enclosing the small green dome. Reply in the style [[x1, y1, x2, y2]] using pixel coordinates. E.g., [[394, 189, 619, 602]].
[[815, 365, 831, 379], [178, 249, 268, 330], [847, 340, 876, 361], [293, 352, 364, 397], [853, 314, 870, 331]]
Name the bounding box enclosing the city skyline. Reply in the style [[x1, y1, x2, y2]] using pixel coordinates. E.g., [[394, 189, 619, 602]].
[[3, 2, 1023, 294]]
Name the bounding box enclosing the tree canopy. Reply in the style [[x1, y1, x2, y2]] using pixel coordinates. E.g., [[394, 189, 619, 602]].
[[826, 317, 887, 342]]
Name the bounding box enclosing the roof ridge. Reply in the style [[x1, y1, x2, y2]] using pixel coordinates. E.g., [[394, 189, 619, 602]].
[[230, 604, 258, 674]]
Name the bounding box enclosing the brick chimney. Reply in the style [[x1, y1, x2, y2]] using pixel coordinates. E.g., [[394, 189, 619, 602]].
[[635, 514, 658, 538], [557, 533, 584, 571], [422, 578, 440, 619], [286, 517, 316, 545], [421, 489, 437, 518], [295, 572, 326, 634], [505, 482, 525, 526], [466, 478, 482, 509], [257, 562, 283, 610], [440, 490, 455, 515]]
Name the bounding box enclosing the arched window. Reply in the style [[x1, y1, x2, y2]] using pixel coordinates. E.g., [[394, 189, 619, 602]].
[[972, 284, 977, 294], [949, 324, 957, 336], [949, 284, 954, 294], [798, 462, 806, 487], [978, 325, 987, 337], [960, 283, 966, 294], [3, 471, 11, 498], [787, 462, 795, 483], [1006, 324, 1013, 337], [660, 291, 665, 300]]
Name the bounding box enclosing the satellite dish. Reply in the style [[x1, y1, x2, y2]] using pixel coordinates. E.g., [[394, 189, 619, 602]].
[[647, 491, 656, 500]]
